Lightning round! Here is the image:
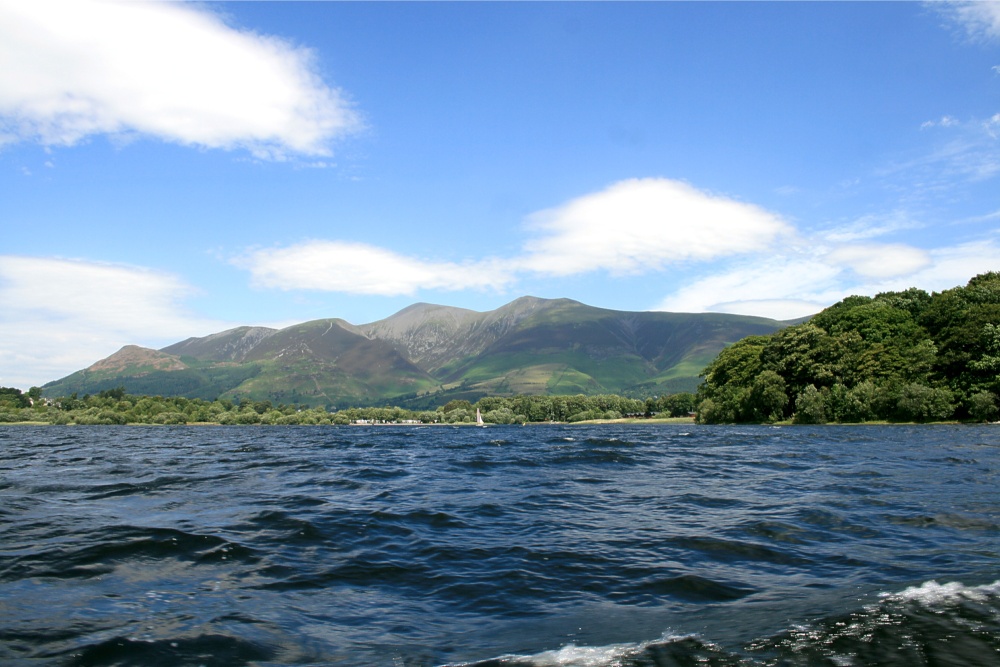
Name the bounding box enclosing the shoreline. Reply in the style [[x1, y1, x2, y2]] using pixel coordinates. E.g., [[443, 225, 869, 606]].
[[5, 418, 990, 427]]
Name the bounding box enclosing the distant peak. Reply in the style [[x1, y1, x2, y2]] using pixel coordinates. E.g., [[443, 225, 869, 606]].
[[88, 345, 185, 373], [493, 295, 581, 314]]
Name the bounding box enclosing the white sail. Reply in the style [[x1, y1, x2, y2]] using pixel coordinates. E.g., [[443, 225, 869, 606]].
[[476, 408, 485, 426]]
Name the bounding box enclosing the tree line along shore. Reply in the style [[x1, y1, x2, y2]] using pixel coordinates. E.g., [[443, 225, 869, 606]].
[[0, 389, 696, 426], [4, 272, 999, 426]]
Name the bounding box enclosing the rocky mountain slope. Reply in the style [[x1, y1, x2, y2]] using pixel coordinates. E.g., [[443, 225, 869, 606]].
[[43, 297, 788, 407]]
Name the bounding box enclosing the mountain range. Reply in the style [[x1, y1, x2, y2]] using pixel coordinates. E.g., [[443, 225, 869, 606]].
[[42, 296, 788, 407]]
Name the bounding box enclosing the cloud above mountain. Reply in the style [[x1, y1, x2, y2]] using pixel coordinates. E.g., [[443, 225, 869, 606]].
[[238, 241, 515, 296], [236, 178, 797, 295], [518, 178, 794, 276], [235, 175, 990, 321], [0, 256, 227, 387]]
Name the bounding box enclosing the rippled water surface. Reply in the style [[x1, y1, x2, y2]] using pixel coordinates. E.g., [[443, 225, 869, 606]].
[[1, 424, 998, 666]]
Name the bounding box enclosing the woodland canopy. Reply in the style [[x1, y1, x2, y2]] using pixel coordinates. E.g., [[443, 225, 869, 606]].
[[696, 272, 1000, 424]]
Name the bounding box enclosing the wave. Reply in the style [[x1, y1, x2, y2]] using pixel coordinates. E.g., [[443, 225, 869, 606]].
[[451, 580, 1000, 667], [0, 525, 258, 582], [5, 425, 1000, 666], [64, 633, 275, 667]]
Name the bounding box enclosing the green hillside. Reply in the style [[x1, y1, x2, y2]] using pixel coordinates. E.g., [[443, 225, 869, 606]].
[[43, 297, 788, 407], [426, 300, 782, 396], [228, 319, 439, 406]]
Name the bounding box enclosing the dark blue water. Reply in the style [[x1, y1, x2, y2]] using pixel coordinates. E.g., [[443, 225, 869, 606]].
[[1, 424, 998, 666]]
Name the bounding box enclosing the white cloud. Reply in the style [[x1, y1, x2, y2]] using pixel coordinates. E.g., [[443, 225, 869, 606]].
[[234, 178, 795, 297], [958, 207, 1000, 224], [0, 0, 360, 158], [819, 211, 923, 243], [921, 115, 960, 129], [231, 177, 993, 322], [0, 256, 226, 388], [935, 1, 1000, 41], [654, 239, 1000, 320], [237, 241, 515, 296], [903, 239, 1000, 288], [826, 244, 931, 279], [655, 256, 842, 319], [519, 178, 794, 276], [987, 113, 1000, 138], [878, 126, 1000, 194]]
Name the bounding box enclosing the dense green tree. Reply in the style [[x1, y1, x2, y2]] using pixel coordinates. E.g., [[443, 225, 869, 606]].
[[793, 385, 827, 424], [894, 384, 954, 422], [99, 386, 127, 400], [969, 323, 1000, 376], [655, 392, 697, 417], [921, 272, 1000, 399], [760, 324, 838, 396], [701, 336, 767, 391], [0, 387, 30, 410], [873, 287, 932, 319], [748, 370, 789, 422], [440, 399, 474, 414], [841, 380, 879, 422], [696, 273, 1000, 423], [695, 386, 743, 424], [967, 391, 999, 422], [483, 407, 519, 424]]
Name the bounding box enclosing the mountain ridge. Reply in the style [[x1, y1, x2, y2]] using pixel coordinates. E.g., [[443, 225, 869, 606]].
[[43, 296, 790, 406]]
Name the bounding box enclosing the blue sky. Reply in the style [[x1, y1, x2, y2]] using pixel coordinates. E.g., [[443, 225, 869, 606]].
[[2, 1, 1000, 389]]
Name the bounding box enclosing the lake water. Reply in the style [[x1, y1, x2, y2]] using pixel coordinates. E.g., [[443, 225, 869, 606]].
[[1, 424, 998, 666]]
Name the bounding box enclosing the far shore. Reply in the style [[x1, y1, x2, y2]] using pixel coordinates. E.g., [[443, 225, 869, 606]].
[[0, 417, 697, 427], [6, 417, 990, 427]]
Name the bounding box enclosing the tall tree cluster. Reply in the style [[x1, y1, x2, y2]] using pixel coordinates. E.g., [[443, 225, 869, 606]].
[[697, 273, 1000, 423]]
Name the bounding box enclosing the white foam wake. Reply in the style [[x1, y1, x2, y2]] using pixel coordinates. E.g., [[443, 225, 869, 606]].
[[516, 642, 639, 666], [882, 579, 1000, 605], [478, 633, 691, 667]]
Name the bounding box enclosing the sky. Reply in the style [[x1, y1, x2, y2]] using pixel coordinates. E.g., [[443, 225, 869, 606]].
[[2, 0, 1000, 389]]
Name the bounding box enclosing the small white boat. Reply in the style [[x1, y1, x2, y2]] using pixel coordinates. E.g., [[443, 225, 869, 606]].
[[476, 408, 486, 427]]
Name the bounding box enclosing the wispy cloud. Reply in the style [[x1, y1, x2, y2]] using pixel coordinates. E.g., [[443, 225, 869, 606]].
[[655, 255, 844, 320], [987, 113, 1000, 138], [958, 207, 1000, 224], [933, 0, 1000, 41], [819, 211, 924, 243], [921, 115, 960, 129], [0, 0, 361, 159], [825, 244, 932, 279], [237, 241, 516, 296], [655, 239, 1000, 320], [877, 122, 1000, 200], [0, 256, 227, 387]]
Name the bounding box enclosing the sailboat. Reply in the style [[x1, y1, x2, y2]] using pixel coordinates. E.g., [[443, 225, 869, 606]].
[[476, 408, 486, 427]]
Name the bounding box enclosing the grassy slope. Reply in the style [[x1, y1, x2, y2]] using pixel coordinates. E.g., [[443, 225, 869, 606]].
[[226, 319, 439, 406], [42, 299, 787, 406], [42, 360, 261, 401], [437, 302, 783, 397]]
